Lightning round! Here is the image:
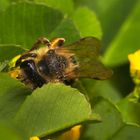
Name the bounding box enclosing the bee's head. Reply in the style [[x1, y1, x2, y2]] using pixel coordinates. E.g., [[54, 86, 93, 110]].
[[20, 59, 46, 88]]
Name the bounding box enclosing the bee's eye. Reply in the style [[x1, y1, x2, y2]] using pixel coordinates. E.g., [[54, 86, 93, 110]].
[[20, 60, 34, 70], [16, 53, 37, 67], [20, 60, 45, 87]]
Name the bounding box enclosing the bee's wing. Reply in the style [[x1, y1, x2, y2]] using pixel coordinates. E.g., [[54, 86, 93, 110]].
[[64, 37, 112, 80]]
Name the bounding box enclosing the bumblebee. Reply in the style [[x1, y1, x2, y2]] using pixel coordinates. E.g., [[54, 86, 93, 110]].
[[9, 37, 112, 89]]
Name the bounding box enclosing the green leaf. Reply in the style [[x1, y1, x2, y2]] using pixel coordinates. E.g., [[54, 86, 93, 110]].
[[117, 87, 140, 126], [34, 0, 74, 15], [81, 79, 122, 103], [111, 124, 140, 140], [32, 2, 102, 39], [72, 7, 102, 39], [0, 0, 9, 11], [0, 73, 31, 120], [95, 0, 138, 47], [14, 83, 94, 138], [0, 122, 23, 140], [73, 0, 138, 48], [0, 0, 24, 9], [0, 61, 9, 72], [81, 98, 140, 140], [104, 1, 140, 66], [118, 99, 140, 125], [0, 44, 25, 62], [0, 1, 62, 48], [0, 44, 25, 72], [0, 2, 79, 49], [82, 98, 123, 140], [49, 19, 80, 45]]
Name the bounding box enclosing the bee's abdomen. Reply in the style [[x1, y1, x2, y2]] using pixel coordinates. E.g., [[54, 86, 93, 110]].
[[38, 49, 68, 79], [20, 60, 46, 88]]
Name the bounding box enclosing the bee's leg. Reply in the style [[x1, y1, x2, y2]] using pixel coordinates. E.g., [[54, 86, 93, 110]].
[[30, 37, 51, 51], [50, 38, 65, 48], [64, 79, 75, 85], [15, 53, 37, 66]]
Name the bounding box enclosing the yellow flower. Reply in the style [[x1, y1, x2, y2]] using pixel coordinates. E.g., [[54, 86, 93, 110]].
[[128, 50, 140, 74], [128, 50, 140, 84], [30, 125, 81, 140], [29, 125, 81, 140], [30, 136, 40, 140], [57, 125, 81, 140]]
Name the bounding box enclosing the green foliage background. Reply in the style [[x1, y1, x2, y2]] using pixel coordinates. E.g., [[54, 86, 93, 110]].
[[0, 0, 140, 139]]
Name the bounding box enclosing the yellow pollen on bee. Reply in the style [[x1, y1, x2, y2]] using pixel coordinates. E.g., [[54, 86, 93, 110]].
[[8, 69, 20, 78]]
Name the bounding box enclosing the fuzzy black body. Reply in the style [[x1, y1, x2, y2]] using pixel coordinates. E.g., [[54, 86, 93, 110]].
[[38, 49, 68, 80], [15, 38, 78, 89], [11, 37, 112, 89], [19, 50, 74, 88]]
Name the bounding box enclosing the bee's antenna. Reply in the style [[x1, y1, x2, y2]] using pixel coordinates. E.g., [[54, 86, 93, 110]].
[[30, 37, 51, 51]]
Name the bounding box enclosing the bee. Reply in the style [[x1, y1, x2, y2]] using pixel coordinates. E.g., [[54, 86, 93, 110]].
[[9, 37, 112, 89]]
